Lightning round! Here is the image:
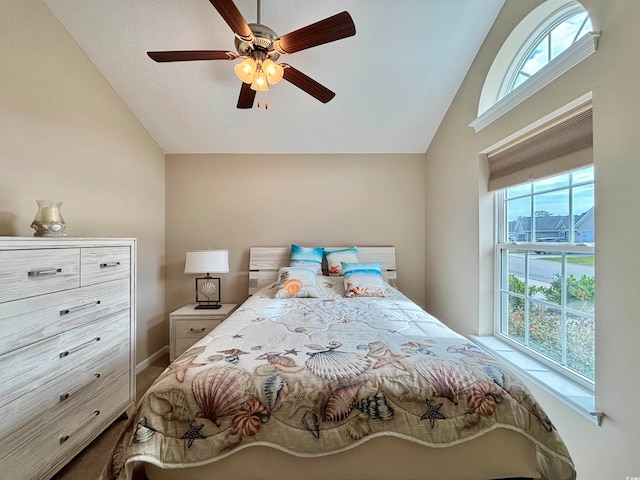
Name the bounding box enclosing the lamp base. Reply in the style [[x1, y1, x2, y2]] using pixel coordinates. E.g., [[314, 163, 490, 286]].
[[195, 304, 222, 310]]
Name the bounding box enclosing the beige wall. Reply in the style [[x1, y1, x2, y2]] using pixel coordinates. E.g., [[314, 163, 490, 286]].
[[425, 0, 640, 477], [0, 0, 166, 364], [165, 154, 426, 314]]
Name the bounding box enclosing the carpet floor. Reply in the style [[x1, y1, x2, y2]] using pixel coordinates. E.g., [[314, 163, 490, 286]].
[[51, 353, 170, 480]]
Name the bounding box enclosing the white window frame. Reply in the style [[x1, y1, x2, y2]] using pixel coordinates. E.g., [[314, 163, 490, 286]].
[[499, 3, 591, 98], [470, 0, 599, 132], [495, 185, 595, 383], [494, 243, 595, 386], [474, 173, 601, 425]]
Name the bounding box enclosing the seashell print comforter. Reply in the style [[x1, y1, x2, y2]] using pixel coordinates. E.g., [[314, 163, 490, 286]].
[[107, 279, 576, 480]]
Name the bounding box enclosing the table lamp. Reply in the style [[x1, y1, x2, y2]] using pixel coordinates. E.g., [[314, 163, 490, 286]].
[[184, 250, 229, 309]]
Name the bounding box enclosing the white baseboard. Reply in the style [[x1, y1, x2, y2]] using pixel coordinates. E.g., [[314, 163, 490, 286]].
[[136, 345, 169, 375]]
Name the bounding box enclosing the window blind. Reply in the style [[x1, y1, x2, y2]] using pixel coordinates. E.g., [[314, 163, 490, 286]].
[[484, 96, 593, 191]]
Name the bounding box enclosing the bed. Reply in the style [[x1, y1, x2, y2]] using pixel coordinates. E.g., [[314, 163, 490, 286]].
[[105, 246, 576, 480]]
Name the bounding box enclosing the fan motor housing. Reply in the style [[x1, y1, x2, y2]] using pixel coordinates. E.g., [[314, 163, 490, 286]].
[[235, 23, 280, 61]]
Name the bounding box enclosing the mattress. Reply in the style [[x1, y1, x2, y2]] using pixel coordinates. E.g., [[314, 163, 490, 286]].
[[106, 278, 576, 480]]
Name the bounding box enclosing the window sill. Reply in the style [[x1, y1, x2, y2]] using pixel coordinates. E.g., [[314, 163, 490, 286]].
[[471, 334, 602, 426]]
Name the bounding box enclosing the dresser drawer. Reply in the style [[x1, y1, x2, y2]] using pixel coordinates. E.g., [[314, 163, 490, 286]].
[[80, 246, 131, 286], [0, 278, 130, 356], [0, 342, 130, 456], [0, 248, 80, 303], [0, 310, 130, 408], [0, 371, 130, 480]]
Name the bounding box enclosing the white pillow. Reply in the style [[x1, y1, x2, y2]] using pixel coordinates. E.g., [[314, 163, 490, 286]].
[[274, 267, 320, 299], [325, 247, 359, 276], [342, 261, 387, 297]]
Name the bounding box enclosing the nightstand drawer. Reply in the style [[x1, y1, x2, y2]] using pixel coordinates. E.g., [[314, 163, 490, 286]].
[[0, 248, 80, 303], [170, 304, 237, 361], [175, 319, 221, 338], [175, 337, 206, 357]]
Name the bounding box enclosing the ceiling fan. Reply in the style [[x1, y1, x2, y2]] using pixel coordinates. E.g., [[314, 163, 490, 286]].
[[147, 0, 356, 109]]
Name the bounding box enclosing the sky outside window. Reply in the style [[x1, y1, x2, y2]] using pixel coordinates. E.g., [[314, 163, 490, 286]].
[[506, 166, 594, 226]]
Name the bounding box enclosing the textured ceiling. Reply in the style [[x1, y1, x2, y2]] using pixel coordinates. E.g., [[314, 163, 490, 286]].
[[43, 0, 504, 154]]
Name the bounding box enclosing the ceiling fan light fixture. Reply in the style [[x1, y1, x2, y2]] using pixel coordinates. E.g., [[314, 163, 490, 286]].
[[234, 57, 256, 83], [262, 59, 284, 84], [148, 1, 356, 108]]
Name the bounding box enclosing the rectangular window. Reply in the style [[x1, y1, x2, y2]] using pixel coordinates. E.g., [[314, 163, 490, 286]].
[[496, 166, 595, 387]]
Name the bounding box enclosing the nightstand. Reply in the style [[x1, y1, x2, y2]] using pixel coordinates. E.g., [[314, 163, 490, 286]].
[[169, 304, 238, 361]]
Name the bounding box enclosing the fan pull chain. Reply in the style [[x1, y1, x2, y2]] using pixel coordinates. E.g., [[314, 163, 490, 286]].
[[256, 90, 269, 109]]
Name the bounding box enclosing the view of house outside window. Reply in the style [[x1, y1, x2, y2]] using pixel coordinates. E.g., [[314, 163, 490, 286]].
[[497, 166, 595, 385]]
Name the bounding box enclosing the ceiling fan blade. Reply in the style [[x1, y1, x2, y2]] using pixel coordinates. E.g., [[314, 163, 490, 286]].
[[237, 82, 256, 109], [209, 0, 254, 42], [274, 11, 355, 55], [282, 65, 336, 103], [147, 50, 237, 62]]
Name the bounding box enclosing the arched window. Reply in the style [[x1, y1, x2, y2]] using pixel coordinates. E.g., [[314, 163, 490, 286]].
[[502, 4, 592, 96], [470, 0, 598, 132]]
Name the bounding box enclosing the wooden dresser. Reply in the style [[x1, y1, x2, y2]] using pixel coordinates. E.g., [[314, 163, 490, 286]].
[[0, 237, 136, 479]]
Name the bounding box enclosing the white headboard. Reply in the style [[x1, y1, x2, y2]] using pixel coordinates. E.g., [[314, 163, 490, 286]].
[[248, 246, 397, 295]]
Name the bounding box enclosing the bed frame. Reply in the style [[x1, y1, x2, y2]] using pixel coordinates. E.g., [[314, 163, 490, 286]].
[[248, 246, 397, 295]]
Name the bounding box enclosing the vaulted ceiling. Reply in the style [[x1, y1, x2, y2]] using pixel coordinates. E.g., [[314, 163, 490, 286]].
[[44, 0, 504, 154]]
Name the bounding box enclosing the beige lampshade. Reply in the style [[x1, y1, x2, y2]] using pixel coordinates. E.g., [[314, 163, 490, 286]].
[[184, 250, 229, 274]]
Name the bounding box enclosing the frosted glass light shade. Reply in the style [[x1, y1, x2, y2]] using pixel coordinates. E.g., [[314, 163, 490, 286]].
[[250, 70, 269, 91], [263, 59, 284, 84], [234, 58, 256, 84], [184, 250, 229, 274]]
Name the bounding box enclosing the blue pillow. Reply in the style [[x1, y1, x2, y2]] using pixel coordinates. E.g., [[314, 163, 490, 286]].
[[325, 247, 359, 276], [342, 261, 387, 297], [290, 244, 324, 274]]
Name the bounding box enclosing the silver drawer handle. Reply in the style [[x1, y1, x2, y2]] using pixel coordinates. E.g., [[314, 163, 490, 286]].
[[60, 300, 101, 316], [59, 336, 100, 358], [28, 268, 62, 276], [60, 373, 101, 402], [190, 327, 207, 332], [59, 410, 100, 444], [100, 262, 120, 268]]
